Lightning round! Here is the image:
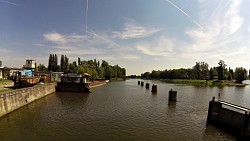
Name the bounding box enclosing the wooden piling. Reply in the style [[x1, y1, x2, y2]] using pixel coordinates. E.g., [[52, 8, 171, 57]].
[[169, 89, 177, 101], [207, 97, 222, 123], [138, 81, 140, 85], [146, 83, 150, 89], [151, 84, 157, 92], [141, 81, 144, 86]]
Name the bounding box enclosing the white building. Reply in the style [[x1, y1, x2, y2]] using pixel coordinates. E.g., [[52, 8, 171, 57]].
[[23, 59, 36, 69]]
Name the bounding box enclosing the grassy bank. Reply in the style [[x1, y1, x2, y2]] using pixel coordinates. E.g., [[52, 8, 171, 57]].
[[110, 78, 126, 81], [0, 79, 12, 83], [161, 79, 247, 87], [0, 87, 11, 92], [0, 79, 14, 92]]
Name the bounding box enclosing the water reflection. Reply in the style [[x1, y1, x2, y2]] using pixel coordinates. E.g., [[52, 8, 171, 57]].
[[202, 124, 236, 141], [168, 101, 177, 110], [56, 92, 89, 107]]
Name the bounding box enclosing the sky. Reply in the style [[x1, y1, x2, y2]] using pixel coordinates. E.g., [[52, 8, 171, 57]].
[[1, 0, 250, 75]]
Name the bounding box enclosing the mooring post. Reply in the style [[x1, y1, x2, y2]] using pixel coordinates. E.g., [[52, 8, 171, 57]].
[[218, 93, 221, 101], [138, 81, 140, 85], [169, 89, 177, 101], [141, 81, 144, 86], [207, 97, 222, 124], [151, 84, 157, 93], [146, 83, 150, 89]]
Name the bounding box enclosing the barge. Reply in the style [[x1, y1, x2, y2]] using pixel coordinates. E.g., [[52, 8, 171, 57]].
[[56, 74, 90, 93]]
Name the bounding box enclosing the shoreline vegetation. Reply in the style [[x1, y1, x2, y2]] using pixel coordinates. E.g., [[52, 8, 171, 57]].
[[143, 79, 248, 87], [140, 61, 248, 87]]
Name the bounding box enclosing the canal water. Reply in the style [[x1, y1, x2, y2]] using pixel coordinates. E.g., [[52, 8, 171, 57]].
[[1, 79, 250, 141]]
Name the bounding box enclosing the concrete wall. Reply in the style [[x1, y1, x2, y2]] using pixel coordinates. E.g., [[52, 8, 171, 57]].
[[0, 83, 55, 117]]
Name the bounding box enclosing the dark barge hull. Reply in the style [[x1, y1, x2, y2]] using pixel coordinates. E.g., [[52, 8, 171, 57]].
[[56, 82, 90, 93]]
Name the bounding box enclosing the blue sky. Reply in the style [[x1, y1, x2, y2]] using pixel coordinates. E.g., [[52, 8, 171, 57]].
[[1, 0, 250, 75]]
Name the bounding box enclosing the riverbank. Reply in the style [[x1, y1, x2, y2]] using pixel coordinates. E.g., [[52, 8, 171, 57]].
[[0, 79, 14, 92], [89, 80, 107, 88], [161, 79, 248, 87], [110, 78, 126, 81]]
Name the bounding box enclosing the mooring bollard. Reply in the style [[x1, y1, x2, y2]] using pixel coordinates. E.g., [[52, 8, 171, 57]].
[[141, 81, 144, 86], [138, 81, 140, 85], [146, 83, 150, 89], [151, 84, 157, 92], [169, 89, 177, 101]]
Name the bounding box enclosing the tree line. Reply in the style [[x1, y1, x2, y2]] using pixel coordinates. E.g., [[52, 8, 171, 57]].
[[141, 60, 247, 83], [37, 54, 126, 80]]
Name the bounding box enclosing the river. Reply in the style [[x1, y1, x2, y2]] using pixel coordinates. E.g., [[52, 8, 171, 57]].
[[1, 79, 250, 141]]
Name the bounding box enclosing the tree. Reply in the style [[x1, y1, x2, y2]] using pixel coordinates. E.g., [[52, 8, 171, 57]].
[[54, 54, 58, 71], [78, 57, 81, 66], [200, 62, 209, 80], [141, 72, 150, 79], [65, 56, 69, 72], [193, 62, 201, 79], [68, 61, 78, 73], [2, 67, 10, 79], [37, 64, 47, 72], [217, 60, 226, 80], [209, 68, 215, 80], [60, 55, 65, 72], [227, 67, 234, 80], [235, 67, 247, 83], [60, 55, 69, 73], [48, 54, 58, 71], [48, 54, 52, 71]]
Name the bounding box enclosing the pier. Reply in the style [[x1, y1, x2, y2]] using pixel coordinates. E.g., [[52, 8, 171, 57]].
[[207, 97, 250, 139]]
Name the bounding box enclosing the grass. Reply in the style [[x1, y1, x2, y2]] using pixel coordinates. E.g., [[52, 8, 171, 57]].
[[161, 79, 240, 87], [0, 79, 14, 92], [0, 79, 13, 83], [110, 78, 126, 81], [0, 87, 11, 92]]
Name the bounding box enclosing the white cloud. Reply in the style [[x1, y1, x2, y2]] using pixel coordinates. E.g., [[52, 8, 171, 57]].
[[136, 37, 175, 56], [42, 30, 140, 63], [184, 0, 244, 57], [120, 54, 141, 61], [0, 0, 23, 7], [43, 32, 87, 43], [42, 31, 114, 59], [132, 0, 249, 69], [44, 32, 66, 43], [113, 19, 161, 39]]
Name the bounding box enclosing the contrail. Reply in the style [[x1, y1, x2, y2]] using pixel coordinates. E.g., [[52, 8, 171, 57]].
[[0, 0, 22, 7], [82, 27, 120, 47], [165, 0, 203, 29], [86, 0, 89, 37]]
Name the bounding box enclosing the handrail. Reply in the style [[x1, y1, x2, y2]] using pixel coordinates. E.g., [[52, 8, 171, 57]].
[[220, 101, 250, 112]]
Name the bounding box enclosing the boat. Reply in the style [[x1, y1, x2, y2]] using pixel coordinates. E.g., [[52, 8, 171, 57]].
[[56, 74, 90, 93], [13, 76, 40, 87]]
